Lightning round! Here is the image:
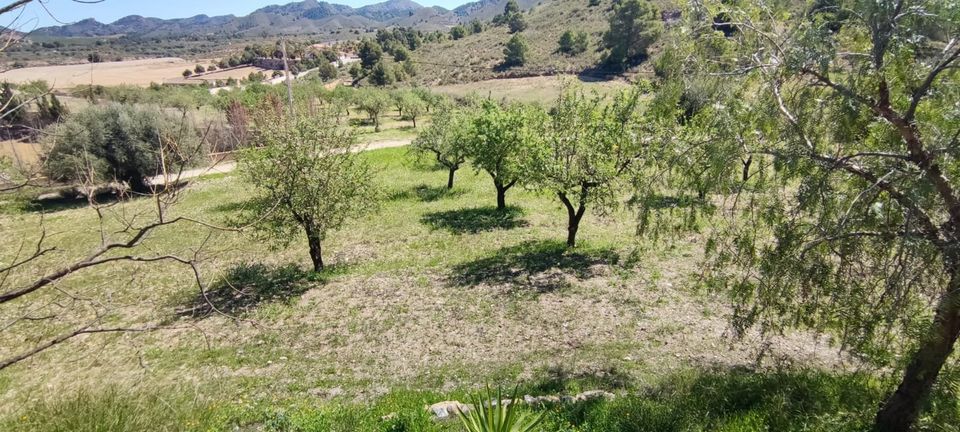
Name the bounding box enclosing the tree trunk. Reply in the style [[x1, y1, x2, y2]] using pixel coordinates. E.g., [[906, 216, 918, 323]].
[[412, 117, 417, 128], [305, 226, 324, 272], [447, 167, 457, 189], [374, 116, 380, 132], [558, 191, 587, 248], [741, 156, 753, 183], [874, 270, 960, 432], [492, 178, 516, 210]]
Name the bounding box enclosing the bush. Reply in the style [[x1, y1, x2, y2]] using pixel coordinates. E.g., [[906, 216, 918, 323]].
[[43, 104, 199, 192], [450, 25, 467, 40], [182, 69, 193, 78], [194, 64, 206, 74], [318, 61, 339, 81], [559, 30, 589, 55], [503, 35, 529, 67], [368, 62, 395, 87], [508, 13, 528, 33]]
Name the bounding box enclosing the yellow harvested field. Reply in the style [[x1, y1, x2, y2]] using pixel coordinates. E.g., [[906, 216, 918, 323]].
[[0, 140, 43, 167], [0, 58, 195, 89]]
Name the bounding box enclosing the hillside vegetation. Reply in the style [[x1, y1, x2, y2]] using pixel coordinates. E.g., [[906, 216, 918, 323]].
[[413, 0, 675, 84]]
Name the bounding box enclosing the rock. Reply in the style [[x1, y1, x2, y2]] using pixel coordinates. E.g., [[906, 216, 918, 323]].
[[427, 401, 470, 420]]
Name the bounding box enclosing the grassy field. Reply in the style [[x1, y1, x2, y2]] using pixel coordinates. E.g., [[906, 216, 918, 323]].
[[1, 142, 930, 431], [430, 75, 632, 105]]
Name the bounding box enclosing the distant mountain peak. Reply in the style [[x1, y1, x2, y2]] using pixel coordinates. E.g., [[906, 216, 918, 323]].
[[31, 0, 494, 38]]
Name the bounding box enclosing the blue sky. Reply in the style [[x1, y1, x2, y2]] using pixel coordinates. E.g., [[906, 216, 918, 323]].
[[14, 0, 468, 29]]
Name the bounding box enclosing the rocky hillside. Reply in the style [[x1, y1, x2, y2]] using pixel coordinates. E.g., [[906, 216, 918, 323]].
[[414, 0, 614, 85], [33, 0, 460, 37]]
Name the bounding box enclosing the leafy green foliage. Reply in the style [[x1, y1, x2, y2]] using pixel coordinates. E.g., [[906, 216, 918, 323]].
[[368, 62, 396, 87], [528, 85, 643, 247], [0, 82, 25, 124], [465, 101, 546, 209], [558, 31, 588, 55], [238, 111, 378, 272], [412, 104, 471, 187], [43, 104, 197, 191], [654, 0, 960, 429], [317, 61, 339, 81], [503, 35, 529, 68], [358, 39, 384, 70], [457, 386, 545, 432], [602, 0, 662, 70], [357, 89, 392, 132]]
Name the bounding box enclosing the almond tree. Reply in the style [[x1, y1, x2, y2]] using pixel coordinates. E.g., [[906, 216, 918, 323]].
[[661, 1, 960, 430], [411, 105, 471, 189], [239, 111, 378, 272], [465, 101, 545, 210], [530, 86, 643, 247]]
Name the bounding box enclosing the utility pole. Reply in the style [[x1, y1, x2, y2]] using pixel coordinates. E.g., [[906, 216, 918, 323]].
[[281, 38, 294, 117]]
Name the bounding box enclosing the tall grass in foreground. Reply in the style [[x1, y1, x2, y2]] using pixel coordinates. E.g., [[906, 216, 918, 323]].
[[5, 368, 957, 432]]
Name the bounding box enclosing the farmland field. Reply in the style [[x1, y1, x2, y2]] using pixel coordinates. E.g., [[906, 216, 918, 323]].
[[0, 145, 860, 431], [0, 58, 198, 88]]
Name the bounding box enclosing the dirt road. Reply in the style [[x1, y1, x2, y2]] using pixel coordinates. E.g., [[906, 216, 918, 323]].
[[149, 138, 411, 185]]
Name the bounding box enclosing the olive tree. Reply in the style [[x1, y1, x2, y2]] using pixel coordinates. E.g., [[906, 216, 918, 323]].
[[412, 105, 471, 189], [530, 87, 643, 247], [43, 104, 198, 192], [660, 1, 960, 430], [240, 112, 377, 272], [465, 101, 545, 210]]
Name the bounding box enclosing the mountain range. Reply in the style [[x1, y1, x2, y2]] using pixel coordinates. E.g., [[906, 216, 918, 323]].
[[33, 0, 538, 38]]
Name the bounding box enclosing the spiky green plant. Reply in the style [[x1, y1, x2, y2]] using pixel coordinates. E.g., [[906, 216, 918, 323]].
[[456, 386, 545, 432]]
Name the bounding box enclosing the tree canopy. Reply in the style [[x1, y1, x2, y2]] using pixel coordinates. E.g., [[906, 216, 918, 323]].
[[650, 1, 960, 430]]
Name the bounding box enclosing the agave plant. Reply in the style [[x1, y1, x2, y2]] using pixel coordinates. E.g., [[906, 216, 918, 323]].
[[456, 386, 545, 432]]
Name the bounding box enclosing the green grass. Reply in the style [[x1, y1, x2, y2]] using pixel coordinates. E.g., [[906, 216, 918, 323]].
[[10, 368, 958, 432], [2, 146, 957, 431]]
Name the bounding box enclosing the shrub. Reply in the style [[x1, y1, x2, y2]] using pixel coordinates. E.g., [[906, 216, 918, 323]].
[[43, 104, 199, 192], [508, 13, 528, 33], [503, 35, 529, 67], [558, 30, 589, 55], [368, 62, 395, 87], [317, 61, 339, 81]]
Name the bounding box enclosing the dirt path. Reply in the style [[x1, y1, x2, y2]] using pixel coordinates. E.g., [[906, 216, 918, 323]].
[[149, 138, 411, 185]]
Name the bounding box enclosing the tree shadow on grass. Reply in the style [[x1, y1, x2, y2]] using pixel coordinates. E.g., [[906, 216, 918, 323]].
[[16, 182, 192, 214], [389, 184, 464, 202], [528, 364, 634, 395], [451, 240, 619, 292], [422, 206, 527, 234], [176, 263, 314, 319]]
